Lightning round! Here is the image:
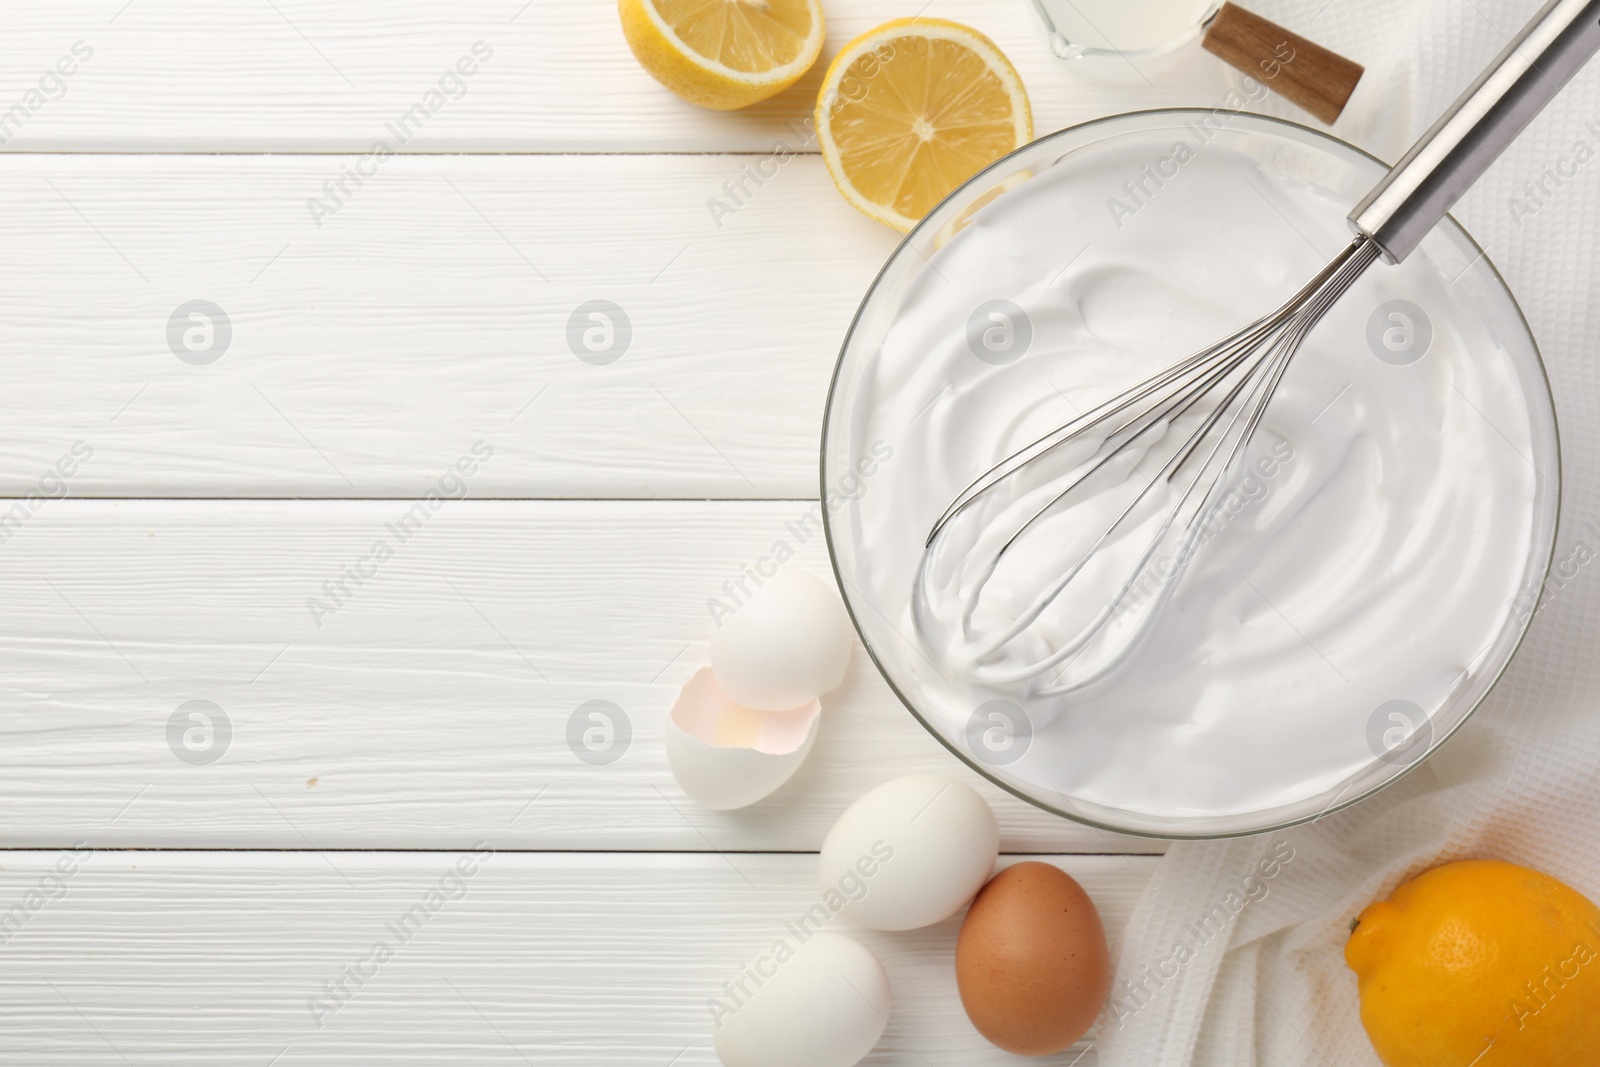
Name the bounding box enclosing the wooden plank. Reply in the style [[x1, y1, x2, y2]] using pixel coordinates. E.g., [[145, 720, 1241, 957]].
[[0, 151, 896, 498], [0, 1, 1232, 152], [0, 850, 1152, 1065], [0, 498, 1164, 854]]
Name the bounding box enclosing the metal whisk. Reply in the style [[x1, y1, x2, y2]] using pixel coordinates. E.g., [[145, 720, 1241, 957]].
[[921, 0, 1600, 690]]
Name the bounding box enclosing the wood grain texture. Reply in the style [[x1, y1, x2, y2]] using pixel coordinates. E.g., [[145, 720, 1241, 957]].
[[0, 850, 1154, 1064], [1201, 2, 1363, 124], [0, 1, 1233, 153], [0, 3, 1200, 1056], [0, 152, 907, 499], [0, 499, 1162, 854]]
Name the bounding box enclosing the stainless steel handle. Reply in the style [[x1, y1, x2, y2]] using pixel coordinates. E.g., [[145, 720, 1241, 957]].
[[1349, 0, 1600, 262]]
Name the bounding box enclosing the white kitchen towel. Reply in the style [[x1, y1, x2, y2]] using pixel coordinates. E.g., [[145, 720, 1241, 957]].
[[1098, 1, 1600, 1064]]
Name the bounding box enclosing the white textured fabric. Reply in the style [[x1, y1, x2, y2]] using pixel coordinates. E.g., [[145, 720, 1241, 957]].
[[1098, 1, 1600, 1064]]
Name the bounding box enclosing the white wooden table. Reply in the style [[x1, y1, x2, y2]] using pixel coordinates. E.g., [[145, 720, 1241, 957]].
[[0, 3, 1240, 1062]]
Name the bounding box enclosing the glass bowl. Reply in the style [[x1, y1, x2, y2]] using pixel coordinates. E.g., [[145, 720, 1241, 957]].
[[820, 110, 1560, 839]]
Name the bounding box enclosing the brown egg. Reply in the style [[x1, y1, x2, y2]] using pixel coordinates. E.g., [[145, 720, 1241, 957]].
[[955, 861, 1111, 1055]]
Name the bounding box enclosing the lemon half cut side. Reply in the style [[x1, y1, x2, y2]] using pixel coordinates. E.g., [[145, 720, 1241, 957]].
[[816, 19, 1032, 232], [620, 0, 826, 111]]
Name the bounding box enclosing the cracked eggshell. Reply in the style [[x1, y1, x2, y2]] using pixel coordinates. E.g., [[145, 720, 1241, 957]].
[[710, 568, 852, 711], [712, 931, 890, 1067], [666, 667, 821, 811]]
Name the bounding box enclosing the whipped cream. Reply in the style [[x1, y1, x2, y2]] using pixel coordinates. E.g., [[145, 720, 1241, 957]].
[[833, 128, 1553, 830]]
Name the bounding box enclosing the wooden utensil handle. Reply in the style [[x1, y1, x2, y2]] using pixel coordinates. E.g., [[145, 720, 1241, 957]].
[[1202, 2, 1364, 124]]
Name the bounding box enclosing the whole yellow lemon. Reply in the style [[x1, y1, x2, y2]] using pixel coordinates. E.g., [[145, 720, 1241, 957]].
[[1345, 859, 1600, 1066]]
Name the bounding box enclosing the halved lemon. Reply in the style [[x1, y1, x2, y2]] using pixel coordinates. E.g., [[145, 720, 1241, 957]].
[[816, 19, 1032, 232], [619, 0, 825, 111]]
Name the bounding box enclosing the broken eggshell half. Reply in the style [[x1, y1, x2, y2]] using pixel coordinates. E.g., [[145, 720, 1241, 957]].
[[666, 667, 821, 811]]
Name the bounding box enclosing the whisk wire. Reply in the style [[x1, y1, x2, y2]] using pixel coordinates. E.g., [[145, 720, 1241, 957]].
[[926, 312, 1279, 546], [922, 237, 1381, 692]]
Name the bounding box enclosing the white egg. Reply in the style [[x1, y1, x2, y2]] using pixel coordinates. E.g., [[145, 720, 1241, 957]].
[[712, 931, 890, 1067], [710, 568, 852, 711], [819, 775, 999, 931], [665, 668, 820, 811]]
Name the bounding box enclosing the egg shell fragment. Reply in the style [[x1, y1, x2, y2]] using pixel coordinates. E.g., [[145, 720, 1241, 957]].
[[819, 774, 999, 931], [955, 861, 1111, 1055], [710, 567, 853, 711], [712, 931, 891, 1067], [665, 667, 821, 811]]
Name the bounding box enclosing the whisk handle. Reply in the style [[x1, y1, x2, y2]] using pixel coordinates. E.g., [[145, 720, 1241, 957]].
[[1349, 0, 1600, 262]]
